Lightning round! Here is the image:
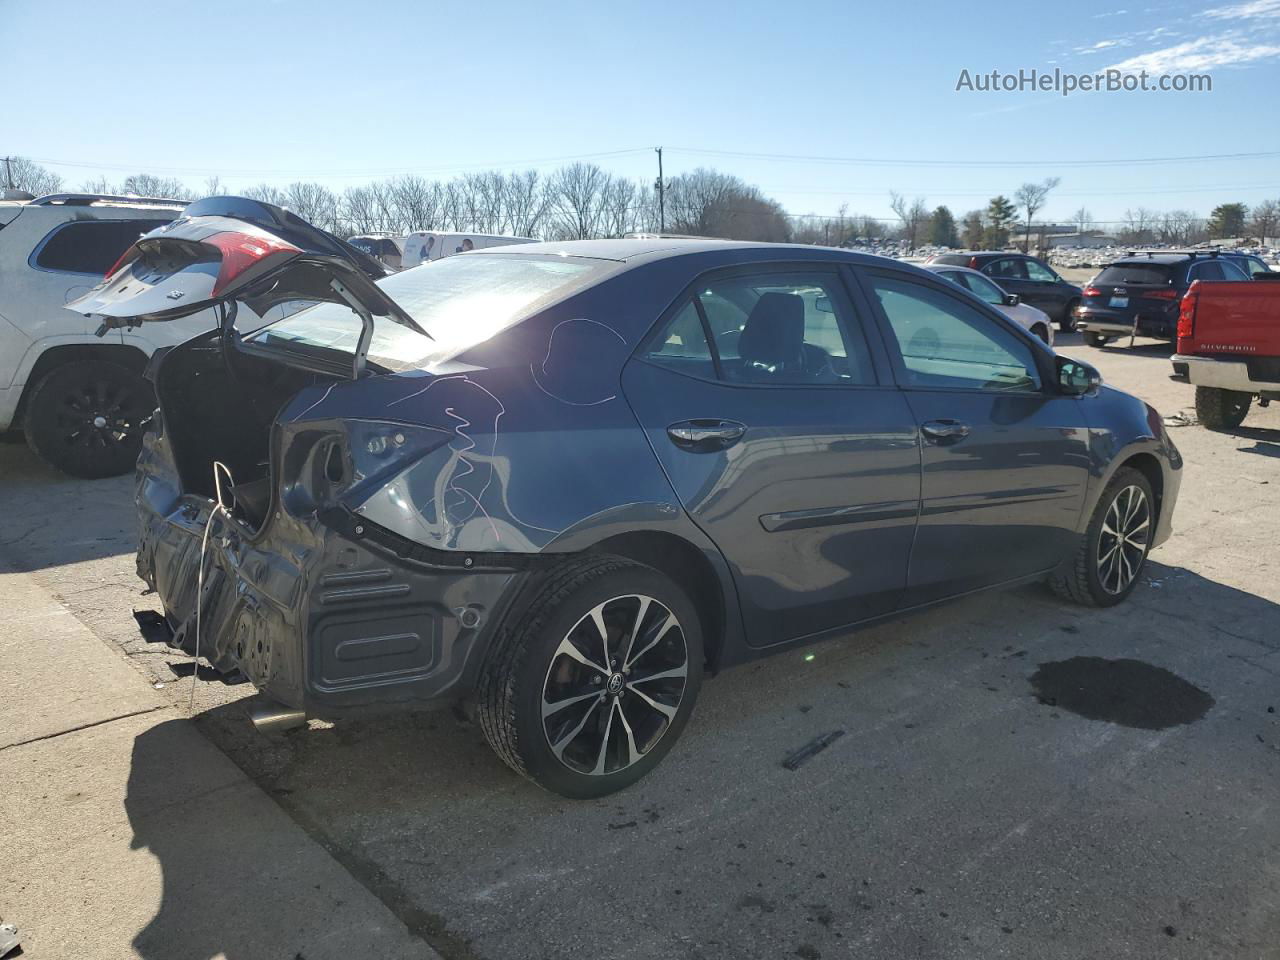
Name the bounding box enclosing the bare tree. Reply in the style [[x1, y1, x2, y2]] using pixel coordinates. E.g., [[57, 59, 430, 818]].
[[5, 157, 63, 195], [242, 183, 287, 206], [889, 192, 929, 251], [1014, 178, 1060, 252], [203, 176, 225, 197], [504, 170, 550, 237], [548, 163, 611, 239], [1072, 206, 1093, 236], [121, 173, 196, 199], [1249, 199, 1279, 243], [1119, 208, 1158, 245], [282, 182, 339, 232]]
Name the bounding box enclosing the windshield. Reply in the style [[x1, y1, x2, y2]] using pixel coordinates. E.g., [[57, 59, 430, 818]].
[[247, 254, 602, 370], [1095, 263, 1172, 285]]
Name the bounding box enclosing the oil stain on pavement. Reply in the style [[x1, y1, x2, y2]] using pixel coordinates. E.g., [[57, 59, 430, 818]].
[[1030, 657, 1214, 730]]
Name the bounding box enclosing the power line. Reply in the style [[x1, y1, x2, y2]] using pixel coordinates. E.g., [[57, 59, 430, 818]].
[[21, 147, 653, 179], [671, 147, 1280, 168]]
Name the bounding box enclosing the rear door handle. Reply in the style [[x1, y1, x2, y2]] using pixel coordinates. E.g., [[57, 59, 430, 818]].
[[920, 419, 970, 443], [667, 419, 747, 450]]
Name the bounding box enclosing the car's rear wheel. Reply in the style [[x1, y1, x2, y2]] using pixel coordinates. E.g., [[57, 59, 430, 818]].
[[479, 555, 703, 798], [23, 360, 153, 479], [1059, 299, 1079, 333], [1048, 466, 1154, 607], [1194, 385, 1251, 431], [1084, 332, 1110, 348]]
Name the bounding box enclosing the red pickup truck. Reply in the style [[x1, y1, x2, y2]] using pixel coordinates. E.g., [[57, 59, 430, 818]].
[[1171, 275, 1280, 429]]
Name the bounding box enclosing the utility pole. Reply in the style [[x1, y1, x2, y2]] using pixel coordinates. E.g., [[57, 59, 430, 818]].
[[3, 157, 13, 191], [654, 146, 665, 233]]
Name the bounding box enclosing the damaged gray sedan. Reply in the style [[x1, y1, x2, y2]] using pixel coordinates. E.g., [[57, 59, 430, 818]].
[[70, 198, 1181, 798]]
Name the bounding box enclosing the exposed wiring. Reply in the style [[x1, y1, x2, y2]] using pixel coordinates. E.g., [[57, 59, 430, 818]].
[[189, 460, 235, 712]]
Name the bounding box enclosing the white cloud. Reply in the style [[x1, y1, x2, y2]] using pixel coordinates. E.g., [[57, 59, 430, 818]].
[[1106, 35, 1280, 71], [1204, 0, 1280, 21]]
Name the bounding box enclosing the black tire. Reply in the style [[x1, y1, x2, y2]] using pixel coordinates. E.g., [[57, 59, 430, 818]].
[[22, 360, 153, 479], [1194, 385, 1251, 431], [1048, 466, 1155, 607], [479, 554, 704, 799], [1085, 332, 1110, 348], [1031, 323, 1052, 345], [1059, 299, 1079, 333]]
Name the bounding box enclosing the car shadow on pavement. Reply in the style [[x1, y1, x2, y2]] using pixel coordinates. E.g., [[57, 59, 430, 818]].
[[1231, 424, 1280, 458]]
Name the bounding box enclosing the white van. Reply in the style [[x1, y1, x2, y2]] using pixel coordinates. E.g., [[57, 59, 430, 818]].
[[402, 232, 536, 268], [347, 234, 405, 271]]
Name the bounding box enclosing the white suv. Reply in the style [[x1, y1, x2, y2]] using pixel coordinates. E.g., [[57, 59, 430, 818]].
[[0, 192, 214, 477]]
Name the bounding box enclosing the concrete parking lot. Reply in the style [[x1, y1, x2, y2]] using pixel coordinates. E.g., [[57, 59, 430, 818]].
[[3, 330, 1279, 959]]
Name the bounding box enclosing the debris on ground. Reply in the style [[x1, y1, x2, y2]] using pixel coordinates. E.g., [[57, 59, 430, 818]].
[[1163, 411, 1197, 428], [783, 730, 846, 770], [0, 923, 20, 959]]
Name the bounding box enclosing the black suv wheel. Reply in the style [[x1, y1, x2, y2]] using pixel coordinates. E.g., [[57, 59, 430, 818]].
[[22, 360, 153, 479], [479, 555, 704, 798]]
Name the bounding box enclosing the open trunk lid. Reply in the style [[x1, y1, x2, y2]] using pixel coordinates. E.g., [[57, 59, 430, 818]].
[[66, 197, 427, 371]]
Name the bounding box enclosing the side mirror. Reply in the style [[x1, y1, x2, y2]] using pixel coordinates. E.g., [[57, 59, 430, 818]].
[[1058, 357, 1101, 396], [1003, 293, 1020, 306]]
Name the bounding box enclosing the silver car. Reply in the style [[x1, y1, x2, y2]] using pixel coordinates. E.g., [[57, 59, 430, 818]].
[[924, 263, 1054, 346]]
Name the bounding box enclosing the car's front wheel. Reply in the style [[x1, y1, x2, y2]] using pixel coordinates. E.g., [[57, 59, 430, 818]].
[[1048, 466, 1154, 607], [1195, 385, 1251, 431], [479, 555, 703, 798], [22, 360, 153, 479]]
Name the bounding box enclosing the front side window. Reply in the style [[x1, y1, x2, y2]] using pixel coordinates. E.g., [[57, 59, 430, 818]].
[[33, 219, 171, 274], [643, 270, 875, 385], [1025, 259, 1058, 282], [869, 274, 1041, 393]]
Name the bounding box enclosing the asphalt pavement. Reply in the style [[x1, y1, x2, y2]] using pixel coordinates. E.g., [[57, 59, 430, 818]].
[[2, 330, 1278, 960]]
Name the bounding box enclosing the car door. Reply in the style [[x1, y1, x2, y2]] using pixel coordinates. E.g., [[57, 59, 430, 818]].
[[621, 264, 921, 648], [858, 268, 1090, 603]]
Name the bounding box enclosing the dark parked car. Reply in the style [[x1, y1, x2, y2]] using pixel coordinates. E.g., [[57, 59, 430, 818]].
[[69, 199, 1183, 798], [927, 251, 1083, 332], [1075, 252, 1250, 348]]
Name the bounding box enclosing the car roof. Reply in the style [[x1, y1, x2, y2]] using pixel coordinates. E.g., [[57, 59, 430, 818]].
[[472, 237, 903, 266], [923, 263, 986, 277], [1104, 255, 1192, 265]]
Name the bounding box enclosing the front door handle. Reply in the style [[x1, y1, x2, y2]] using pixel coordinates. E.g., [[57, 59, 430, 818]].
[[667, 419, 747, 451], [920, 419, 970, 443]]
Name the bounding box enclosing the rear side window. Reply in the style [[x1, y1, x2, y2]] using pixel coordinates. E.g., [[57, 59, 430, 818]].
[[986, 258, 1028, 280], [869, 274, 1041, 393], [1095, 263, 1172, 286], [33, 219, 170, 274], [643, 271, 875, 385], [1190, 261, 1228, 282]]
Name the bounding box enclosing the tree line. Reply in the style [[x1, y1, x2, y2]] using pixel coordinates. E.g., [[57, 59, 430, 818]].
[[5, 157, 1277, 249]]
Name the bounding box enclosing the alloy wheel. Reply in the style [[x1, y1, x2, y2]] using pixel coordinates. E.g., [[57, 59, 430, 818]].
[[1097, 485, 1150, 595], [541, 594, 688, 776]]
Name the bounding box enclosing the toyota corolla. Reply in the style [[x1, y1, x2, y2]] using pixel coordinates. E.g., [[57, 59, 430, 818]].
[[69, 198, 1182, 798]]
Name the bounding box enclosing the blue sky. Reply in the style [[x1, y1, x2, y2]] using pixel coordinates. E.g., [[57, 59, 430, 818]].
[[4, 0, 1278, 226]]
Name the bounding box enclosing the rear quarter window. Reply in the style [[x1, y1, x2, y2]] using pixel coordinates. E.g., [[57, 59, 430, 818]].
[[32, 219, 170, 274]]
